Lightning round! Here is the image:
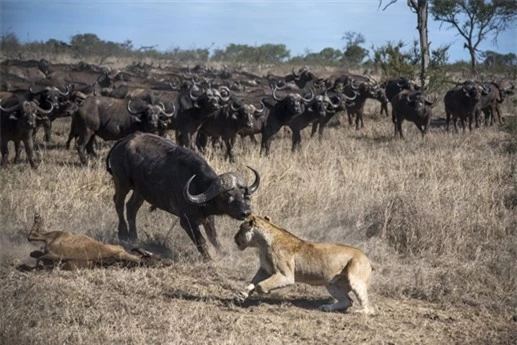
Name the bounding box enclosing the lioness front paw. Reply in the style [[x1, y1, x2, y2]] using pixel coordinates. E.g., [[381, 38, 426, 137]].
[[233, 291, 249, 303]]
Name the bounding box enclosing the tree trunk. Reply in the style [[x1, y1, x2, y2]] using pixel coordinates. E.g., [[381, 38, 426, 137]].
[[416, 0, 430, 89], [468, 46, 477, 74]]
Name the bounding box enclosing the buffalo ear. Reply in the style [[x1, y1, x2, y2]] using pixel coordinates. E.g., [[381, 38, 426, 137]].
[[264, 215, 271, 221]]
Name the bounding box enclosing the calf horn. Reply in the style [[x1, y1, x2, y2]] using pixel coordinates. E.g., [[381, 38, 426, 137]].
[[0, 99, 21, 113]]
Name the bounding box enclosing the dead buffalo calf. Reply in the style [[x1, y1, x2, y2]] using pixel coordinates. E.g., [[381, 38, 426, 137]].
[[27, 213, 143, 270], [106, 132, 260, 260], [391, 90, 433, 138]]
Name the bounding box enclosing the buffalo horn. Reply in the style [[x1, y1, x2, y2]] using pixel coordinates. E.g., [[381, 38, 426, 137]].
[[246, 166, 260, 195], [302, 89, 314, 103], [184, 175, 221, 204], [218, 86, 231, 102], [54, 85, 70, 96], [159, 102, 176, 118], [0, 99, 21, 113], [255, 101, 265, 113], [231, 101, 242, 112], [341, 90, 358, 101], [272, 86, 284, 102], [127, 99, 141, 115], [292, 66, 299, 78], [36, 102, 54, 115]]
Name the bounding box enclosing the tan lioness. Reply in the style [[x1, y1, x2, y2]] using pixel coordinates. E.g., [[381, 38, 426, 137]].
[[234, 215, 374, 314], [28, 213, 143, 270]]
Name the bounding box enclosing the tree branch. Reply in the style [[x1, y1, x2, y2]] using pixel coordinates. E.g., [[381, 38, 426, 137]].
[[379, 0, 398, 11]]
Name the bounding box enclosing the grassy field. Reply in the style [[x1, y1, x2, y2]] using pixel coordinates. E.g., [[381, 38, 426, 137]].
[[1, 99, 516, 344]]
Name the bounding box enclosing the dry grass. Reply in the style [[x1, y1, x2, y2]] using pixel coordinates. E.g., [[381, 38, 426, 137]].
[[1, 102, 516, 344]]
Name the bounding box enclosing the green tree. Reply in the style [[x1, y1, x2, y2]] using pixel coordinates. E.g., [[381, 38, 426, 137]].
[[342, 31, 369, 65], [430, 0, 517, 73]]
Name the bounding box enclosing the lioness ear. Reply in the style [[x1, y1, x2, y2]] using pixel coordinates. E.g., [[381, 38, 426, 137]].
[[264, 215, 271, 221]]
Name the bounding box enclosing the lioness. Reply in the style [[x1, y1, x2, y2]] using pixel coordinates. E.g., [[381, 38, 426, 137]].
[[28, 213, 144, 270], [234, 215, 374, 314]]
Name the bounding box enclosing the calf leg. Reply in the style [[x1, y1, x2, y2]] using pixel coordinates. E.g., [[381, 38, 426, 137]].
[[126, 191, 145, 242]]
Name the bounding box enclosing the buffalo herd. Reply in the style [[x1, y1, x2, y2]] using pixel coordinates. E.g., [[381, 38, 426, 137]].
[[1, 59, 515, 258], [1, 59, 515, 169]]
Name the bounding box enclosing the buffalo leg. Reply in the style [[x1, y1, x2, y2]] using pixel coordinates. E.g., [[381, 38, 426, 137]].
[[396, 119, 404, 139], [43, 120, 52, 143], [1, 138, 9, 166], [23, 136, 38, 169], [180, 216, 210, 260], [126, 191, 145, 242], [202, 216, 222, 253], [76, 129, 94, 165], [291, 129, 302, 152], [260, 121, 282, 156], [310, 122, 318, 138], [224, 138, 235, 162], [13, 141, 22, 163], [114, 182, 130, 242], [356, 111, 364, 130]]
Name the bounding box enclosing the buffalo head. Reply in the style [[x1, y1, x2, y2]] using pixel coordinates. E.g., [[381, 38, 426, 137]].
[[184, 166, 260, 220], [0, 99, 53, 128], [273, 86, 314, 116]]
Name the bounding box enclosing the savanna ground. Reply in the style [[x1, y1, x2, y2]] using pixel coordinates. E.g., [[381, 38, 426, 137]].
[[1, 75, 517, 344]]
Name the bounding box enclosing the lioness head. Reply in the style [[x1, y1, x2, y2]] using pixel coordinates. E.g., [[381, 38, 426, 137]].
[[235, 215, 272, 250], [235, 216, 256, 250]]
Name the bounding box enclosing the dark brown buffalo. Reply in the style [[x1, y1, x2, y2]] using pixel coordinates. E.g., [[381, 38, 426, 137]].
[[170, 84, 231, 148], [477, 81, 515, 126], [260, 86, 314, 155], [195, 100, 265, 161], [0, 99, 53, 168], [106, 132, 260, 259], [287, 93, 345, 151], [338, 75, 381, 130], [72, 96, 175, 164], [391, 90, 433, 138], [445, 81, 488, 132]]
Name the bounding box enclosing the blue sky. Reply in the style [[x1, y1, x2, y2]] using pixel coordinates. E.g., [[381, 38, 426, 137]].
[[1, 0, 516, 62]]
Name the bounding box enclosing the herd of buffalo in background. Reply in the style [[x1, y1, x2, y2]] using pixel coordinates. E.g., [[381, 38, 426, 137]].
[[1, 58, 516, 259], [1, 58, 516, 169]]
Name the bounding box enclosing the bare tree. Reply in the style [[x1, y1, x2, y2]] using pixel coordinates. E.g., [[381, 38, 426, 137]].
[[380, 0, 430, 89], [430, 0, 517, 73]]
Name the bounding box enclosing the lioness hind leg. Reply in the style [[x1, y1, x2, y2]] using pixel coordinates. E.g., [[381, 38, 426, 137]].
[[320, 280, 353, 312], [350, 279, 373, 315]]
